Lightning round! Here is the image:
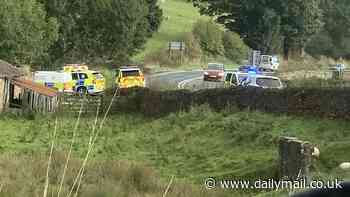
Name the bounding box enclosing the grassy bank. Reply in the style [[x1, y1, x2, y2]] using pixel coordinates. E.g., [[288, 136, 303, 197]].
[[133, 0, 207, 62], [0, 154, 233, 197], [0, 106, 349, 196], [132, 0, 239, 72]]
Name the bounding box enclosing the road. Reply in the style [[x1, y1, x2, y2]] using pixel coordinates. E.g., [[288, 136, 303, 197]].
[[146, 70, 225, 90]]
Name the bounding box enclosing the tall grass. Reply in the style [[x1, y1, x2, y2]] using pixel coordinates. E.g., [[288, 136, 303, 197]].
[[0, 153, 237, 197], [0, 105, 349, 196]]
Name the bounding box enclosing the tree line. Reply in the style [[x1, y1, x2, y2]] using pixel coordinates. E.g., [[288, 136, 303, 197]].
[[192, 0, 350, 60], [0, 0, 162, 67]]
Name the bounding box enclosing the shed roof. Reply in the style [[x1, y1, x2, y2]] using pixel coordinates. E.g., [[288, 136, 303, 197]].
[[0, 60, 23, 78], [11, 79, 58, 97]]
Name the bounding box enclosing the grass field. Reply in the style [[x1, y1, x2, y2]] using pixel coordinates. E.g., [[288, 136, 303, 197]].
[[133, 0, 207, 62], [0, 105, 349, 196], [130, 0, 235, 72]]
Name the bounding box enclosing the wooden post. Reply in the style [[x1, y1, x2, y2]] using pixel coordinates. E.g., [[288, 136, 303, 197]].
[[279, 137, 313, 182]]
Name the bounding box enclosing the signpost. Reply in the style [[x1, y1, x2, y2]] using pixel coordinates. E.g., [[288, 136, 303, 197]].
[[168, 41, 186, 64]]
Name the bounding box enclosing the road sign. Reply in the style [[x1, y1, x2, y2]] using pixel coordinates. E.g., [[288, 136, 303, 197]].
[[168, 42, 185, 50]]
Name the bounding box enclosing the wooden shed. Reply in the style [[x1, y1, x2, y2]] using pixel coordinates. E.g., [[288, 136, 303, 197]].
[[0, 60, 59, 113]]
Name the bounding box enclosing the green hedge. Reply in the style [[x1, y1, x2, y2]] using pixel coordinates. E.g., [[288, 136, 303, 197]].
[[103, 87, 350, 119]]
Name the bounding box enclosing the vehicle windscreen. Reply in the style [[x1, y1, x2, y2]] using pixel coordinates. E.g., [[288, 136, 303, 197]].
[[225, 73, 232, 82], [208, 64, 224, 70], [122, 70, 141, 77], [256, 78, 281, 88], [93, 72, 104, 79]]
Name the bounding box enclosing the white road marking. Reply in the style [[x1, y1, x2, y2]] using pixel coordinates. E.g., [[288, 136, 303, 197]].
[[178, 77, 203, 89], [149, 70, 202, 78]]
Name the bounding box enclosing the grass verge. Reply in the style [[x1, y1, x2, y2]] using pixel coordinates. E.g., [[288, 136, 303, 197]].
[[0, 105, 349, 196]]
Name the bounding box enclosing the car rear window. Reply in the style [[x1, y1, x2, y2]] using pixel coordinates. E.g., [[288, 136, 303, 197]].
[[208, 64, 224, 70], [122, 70, 141, 77], [256, 78, 281, 88]]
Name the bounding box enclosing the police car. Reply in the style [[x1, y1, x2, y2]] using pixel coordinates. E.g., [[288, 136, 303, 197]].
[[115, 66, 145, 89], [64, 65, 105, 94], [241, 74, 284, 89], [34, 65, 105, 95], [225, 66, 283, 89]]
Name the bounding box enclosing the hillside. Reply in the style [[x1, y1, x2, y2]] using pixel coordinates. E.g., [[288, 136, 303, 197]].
[[0, 106, 349, 196], [133, 0, 209, 70], [134, 0, 206, 61]]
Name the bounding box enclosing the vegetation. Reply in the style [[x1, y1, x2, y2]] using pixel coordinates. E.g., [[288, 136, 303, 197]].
[[306, 0, 350, 59], [192, 20, 224, 57], [222, 31, 249, 63], [0, 106, 349, 196], [40, 0, 162, 66], [0, 0, 162, 68], [135, 0, 208, 62], [0, 0, 58, 65], [0, 153, 230, 197], [192, 0, 324, 59]]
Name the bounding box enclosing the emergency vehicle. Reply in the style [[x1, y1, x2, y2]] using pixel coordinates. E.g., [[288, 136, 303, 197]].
[[34, 71, 73, 92], [63, 64, 105, 94], [34, 64, 105, 94], [248, 50, 280, 71], [224, 70, 283, 89], [115, 66, 145, 89]]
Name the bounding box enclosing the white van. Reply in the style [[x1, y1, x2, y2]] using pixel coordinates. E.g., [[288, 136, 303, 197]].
[[34, 71, 73, 92]]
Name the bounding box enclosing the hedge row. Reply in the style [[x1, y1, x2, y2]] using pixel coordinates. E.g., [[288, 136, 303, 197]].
[[104, 87, 350, 119]]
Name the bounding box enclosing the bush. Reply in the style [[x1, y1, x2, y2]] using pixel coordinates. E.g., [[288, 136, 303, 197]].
[[192, 19, 224, 56], [183, 32, 202, 62], [222, 32, 249, 63], [144, 32, 202, 67], [144, 49, 178, 67], [101, 87, 350, 120]]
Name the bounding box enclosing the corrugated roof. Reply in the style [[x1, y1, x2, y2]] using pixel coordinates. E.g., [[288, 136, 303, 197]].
[[11, 79, 58, 97], [0, 60, 23, 78]]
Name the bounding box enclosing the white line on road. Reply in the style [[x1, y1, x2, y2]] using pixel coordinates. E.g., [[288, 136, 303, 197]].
[[149, 70, 202, 78], [178, 77, 203, 89]]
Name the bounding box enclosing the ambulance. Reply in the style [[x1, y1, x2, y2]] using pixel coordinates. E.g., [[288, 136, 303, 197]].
[[34, 71, 73, 93], [34, 64, 105, 94]]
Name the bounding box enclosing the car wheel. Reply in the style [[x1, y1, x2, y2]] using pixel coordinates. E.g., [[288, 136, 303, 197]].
[[77, 87, 87, 95]]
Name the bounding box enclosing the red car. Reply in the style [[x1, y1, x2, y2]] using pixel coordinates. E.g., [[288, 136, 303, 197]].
[[203, 63, 225, 81]]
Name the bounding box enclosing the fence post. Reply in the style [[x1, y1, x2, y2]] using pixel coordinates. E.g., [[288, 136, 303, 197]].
[[279, 137, 313, 182]]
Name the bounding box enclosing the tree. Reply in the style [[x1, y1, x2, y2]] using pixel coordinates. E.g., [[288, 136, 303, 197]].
[[0, 0, 58, 65], [192, 0, 323, 59], [307, 0, 350, 59], [192, 19, 224, 56], [41, 0, 162, 65], [146, 0, 163, 34], [183, 32, 202, 61], [222, 32, 249, 63], [281, 0, 323, 59]]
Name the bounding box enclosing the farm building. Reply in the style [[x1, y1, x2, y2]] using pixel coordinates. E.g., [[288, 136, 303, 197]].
[[0, 60, 59, 113]]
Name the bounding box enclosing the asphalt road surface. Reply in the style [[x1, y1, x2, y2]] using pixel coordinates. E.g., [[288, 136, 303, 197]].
[[147, 70, 225, 91]]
